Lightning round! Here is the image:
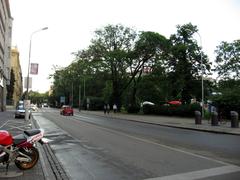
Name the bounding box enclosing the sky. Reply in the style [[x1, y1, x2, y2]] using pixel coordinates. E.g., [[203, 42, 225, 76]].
[[9, 0, 240, 93]]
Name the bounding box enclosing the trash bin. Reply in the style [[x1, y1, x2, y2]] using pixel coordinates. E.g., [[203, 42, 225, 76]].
[[211, 111, 218, 126], [194, 111, 202, 124], [230, 111, 239, 128]]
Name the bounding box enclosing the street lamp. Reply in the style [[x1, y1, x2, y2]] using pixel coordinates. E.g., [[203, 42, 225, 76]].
[[186, 29, 204, 118], [25, 27, 48, 120], [194, 32, 204, 119]]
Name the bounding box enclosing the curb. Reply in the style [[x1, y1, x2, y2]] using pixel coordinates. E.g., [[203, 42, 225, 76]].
[[79, 111, 240, 136], [31, 116, 70, 180]]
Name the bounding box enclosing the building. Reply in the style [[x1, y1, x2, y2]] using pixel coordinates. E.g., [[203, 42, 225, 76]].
[[10, 47, 23, 106], [0, 0, 12, 111]]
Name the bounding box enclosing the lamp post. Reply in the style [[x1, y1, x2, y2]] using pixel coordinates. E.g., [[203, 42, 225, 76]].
[[186, 29, 204, 118], [25, 27, 48, 120], [195, 31, 204, 119]]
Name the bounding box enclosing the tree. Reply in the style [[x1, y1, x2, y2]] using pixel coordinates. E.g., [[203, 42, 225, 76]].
[[212, 40, 240, 117], [126, 31, 168, 110], [211, 79, 240, 118], [214, 40, 240, 80], [28, 91, 48, 105], [85, 24, 138, 108], [167, 23, 211, 103]]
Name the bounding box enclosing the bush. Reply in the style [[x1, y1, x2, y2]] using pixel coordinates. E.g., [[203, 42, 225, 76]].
[[127, 104, 140, 113], [142, 103, 201, 117], [142, 104, 155, 114]]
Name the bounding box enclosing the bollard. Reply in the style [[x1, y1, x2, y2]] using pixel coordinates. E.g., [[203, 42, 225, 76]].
[[211, 111, 218, 126], [194, 111, 202, 124], [230, 111, 239, 128]]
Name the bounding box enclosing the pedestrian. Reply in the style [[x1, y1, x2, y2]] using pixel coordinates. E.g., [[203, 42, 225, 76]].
[[103, 104, 107, 114], [107, 104, 110, 114], [113, 104, 117, 113]]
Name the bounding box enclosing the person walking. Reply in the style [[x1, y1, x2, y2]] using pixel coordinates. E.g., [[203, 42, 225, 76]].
[[113, 104, 117, 113], [107, 104, 110, 114]]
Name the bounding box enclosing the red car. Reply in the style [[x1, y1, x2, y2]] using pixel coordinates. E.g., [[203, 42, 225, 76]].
[[60, 105, 74, 116]]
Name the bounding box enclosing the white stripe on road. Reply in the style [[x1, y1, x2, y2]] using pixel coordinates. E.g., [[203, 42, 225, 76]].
[[145, 165, 240, 180], [0, 120, 10, 129]]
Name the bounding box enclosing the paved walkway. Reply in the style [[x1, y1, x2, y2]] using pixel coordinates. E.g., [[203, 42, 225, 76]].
[[0, 108, 46, 179], [78, 110, 240, 135], [0, 107, 63, 180]]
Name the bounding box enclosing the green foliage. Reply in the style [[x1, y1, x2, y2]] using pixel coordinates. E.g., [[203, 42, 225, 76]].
[[167, 23, 211, 103], [143, 103, 201, 117], [211, 79, 240, 117], [142, 104, 155, 114], [82, 96, 104, 110], [28, 91, 48, 105], [126, 104, 140, 114], [214, 40, 240, 79], [102, 81, 112, 103], [137, 74, 168, 103], [49, 23, 237, 118]]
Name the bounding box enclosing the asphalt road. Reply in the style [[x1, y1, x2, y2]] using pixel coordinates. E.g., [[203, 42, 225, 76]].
[[34, 108, 240, 180]]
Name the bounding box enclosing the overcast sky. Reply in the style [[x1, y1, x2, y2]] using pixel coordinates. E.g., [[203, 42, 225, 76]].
[[9, 0, 240, 93]]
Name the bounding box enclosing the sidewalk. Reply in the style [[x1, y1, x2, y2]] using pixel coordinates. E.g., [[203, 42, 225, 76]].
[[78, 110, 240, 136], [0, 107, 63, 180], [0, 107, 46, 179]]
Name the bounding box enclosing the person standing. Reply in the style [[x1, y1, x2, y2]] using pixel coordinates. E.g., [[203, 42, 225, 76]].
[[113, 104, 117, 113]]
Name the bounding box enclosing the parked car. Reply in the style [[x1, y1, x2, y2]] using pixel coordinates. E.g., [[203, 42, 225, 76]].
[[60, 105, 74, 116], [15, 105, 31, 119]]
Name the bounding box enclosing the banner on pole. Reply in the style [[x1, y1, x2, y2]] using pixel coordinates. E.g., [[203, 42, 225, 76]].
[[30, 63, 39, 75], [24, 77, 32, 89]]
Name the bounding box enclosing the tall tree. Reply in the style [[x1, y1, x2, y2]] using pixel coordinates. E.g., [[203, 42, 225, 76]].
[[126, 31, 168, 108], [214, 40, 240, 80], [86, 24, 138, 108], [168, 23, 211, 103]]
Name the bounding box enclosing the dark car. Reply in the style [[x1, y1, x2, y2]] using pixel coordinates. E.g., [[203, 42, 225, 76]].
[[60, 105, 74, 116], [15, 105, 31, 119]]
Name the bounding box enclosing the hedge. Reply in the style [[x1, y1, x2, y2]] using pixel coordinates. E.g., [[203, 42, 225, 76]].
[[142, 103, 201, 117]]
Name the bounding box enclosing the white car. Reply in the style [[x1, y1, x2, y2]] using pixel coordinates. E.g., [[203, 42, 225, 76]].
[[15, 105, 31, 118]]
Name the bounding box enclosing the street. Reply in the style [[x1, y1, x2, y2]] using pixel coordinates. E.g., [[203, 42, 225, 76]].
[[34, 108, 240, 180]]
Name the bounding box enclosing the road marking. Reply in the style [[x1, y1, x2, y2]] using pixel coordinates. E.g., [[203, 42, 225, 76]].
[[72, 115, 231, 166], [0, 120, 10, 129], [7, 125, 31, 131], [144, 165, 240, 180], [75, 114, 93, 120]]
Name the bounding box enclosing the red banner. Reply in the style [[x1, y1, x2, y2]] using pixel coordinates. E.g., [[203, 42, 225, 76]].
[[30, 63, 39, 75]]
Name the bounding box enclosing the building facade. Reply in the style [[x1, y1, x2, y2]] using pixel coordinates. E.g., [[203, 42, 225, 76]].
[[0, 0, 12, 111], [11, 47, 23, 106]]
